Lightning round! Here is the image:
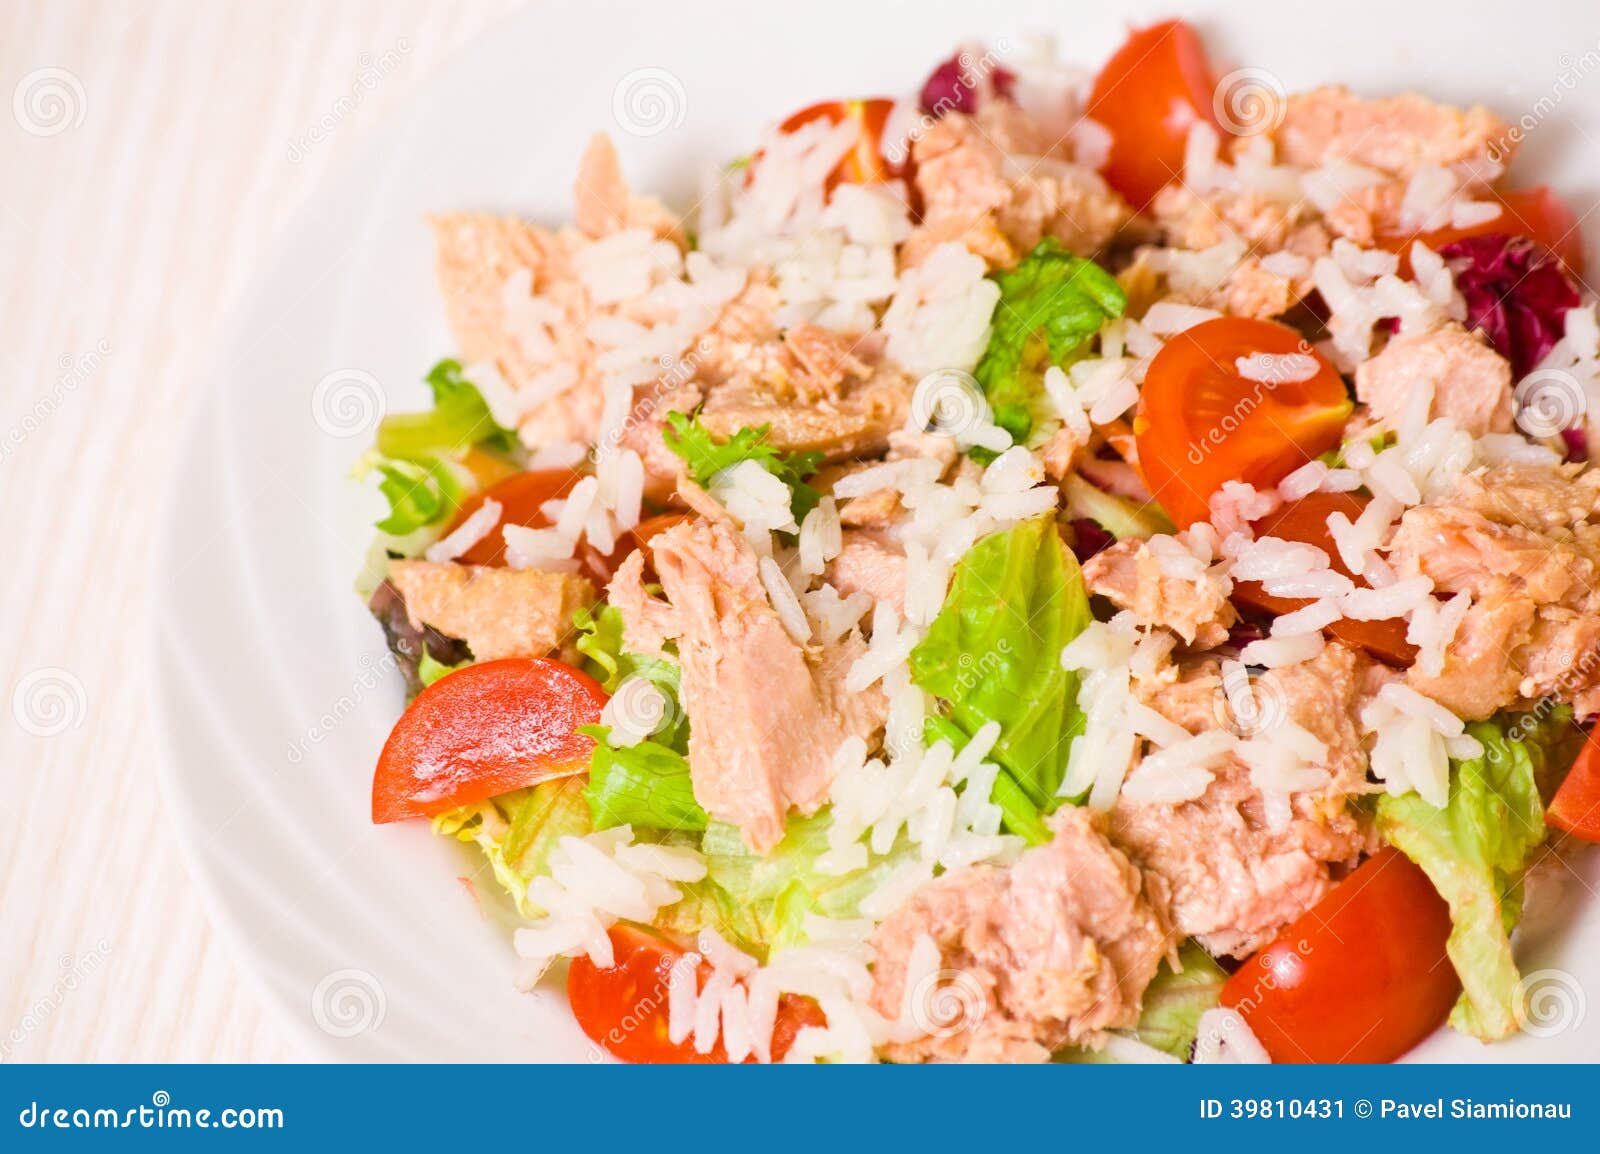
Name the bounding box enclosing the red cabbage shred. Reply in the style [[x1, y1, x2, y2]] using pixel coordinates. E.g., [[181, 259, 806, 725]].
[[1439, 234, 1581, 379]]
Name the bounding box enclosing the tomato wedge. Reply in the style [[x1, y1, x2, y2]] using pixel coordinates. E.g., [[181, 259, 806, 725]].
[[446, 469, 581, 567], [1233, 492, 1418, 666], [568, 924, 827, 1063], [372, 657, 606, 823], [1548, 726, 1600, 842], [1134, 317, 1353, 529], [1381, 186, 1585, 277], [778, 98, 898, 188], [445, 467, 648, 585], [1087, 20, 1219, 210], [1221, 847, 1459, 1063]]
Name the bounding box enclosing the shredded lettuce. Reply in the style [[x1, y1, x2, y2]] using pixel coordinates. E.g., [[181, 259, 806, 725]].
[[1133, 945, 1228, 1059], [1061, 475, 1173, 541], [1057, 943, 1226, 1063], [1376, 707, 1584, 1040], [698, 814, 917, 955], [581, 727, 708, 833], [433, 778, 592, 916], [376, 358, 517, 462], [663, 410, 825, 523], [974, 239, 1125, 446], [909, 514, 1091, 813]]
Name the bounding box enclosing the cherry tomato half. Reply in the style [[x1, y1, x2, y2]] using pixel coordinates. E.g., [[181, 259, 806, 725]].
[[1382, 186, 1585, 277], [1134, 317, 1352, 529], [778, 98, 899, 188], [372, 657, 605, 823], [568, 924, 827, 1063], [1548, 726, 1600, 842], [1221, 847, 1459, 1063], [1232, 492, 1418, 666], [1087, 20, 1219, 210]]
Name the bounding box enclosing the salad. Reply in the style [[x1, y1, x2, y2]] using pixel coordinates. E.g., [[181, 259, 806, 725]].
[[355, 20, 1600, 1063]]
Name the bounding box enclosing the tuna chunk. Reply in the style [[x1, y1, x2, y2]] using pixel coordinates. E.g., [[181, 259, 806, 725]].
[[1112, 646, 1374, 956], [1082, 537, 1237, 648], [429, 212, 604, 447], [386, 561, 595, 661], [870, 807, 1176, 1062], [825, 530, 908, 616], [1275, 86, 1512, 177], [699, 360, 912, 460], [1386, 464, 1600, 717], [572, 134, 682, 242], [606, 518, 885, 851], [1355, 324, 1513, 437], [904, 111, 1129, 269]]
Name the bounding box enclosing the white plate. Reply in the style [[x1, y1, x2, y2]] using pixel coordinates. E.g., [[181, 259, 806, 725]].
[[154, 0, 1600, 1061]]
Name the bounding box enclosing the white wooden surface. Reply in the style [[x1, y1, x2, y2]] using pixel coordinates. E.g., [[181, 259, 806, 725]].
[[0, 0, 519, 1062]]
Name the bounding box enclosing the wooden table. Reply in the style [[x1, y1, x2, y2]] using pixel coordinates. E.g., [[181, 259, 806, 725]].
[[0, 0, 518, 1062]]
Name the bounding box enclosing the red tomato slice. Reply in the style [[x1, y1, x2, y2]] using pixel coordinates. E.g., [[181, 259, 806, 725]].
[[1087, 20, 1218, 210], [1134, 317, 1353, 529], [372, 657, 606, 823], [568, 924, 827, 1063], [1233, 492, 1418, 666], [1382, 186, 1585, 277], [1548, 726, 1600, 842], [778, 98, 899, 188], [1221, 847, 1459, 1063]]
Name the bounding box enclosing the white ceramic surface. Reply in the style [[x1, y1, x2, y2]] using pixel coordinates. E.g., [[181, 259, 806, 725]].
[[153, 0, 1600, 1061]]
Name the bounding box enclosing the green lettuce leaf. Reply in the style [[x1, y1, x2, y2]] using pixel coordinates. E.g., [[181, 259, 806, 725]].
[[581, 727, 708, 833], [974, 239, 1125, 445], [909, 514, 1091, 811], [663, 411, 825, 523], [376, 358, 517, 462], [367, 455, 465, 535], [923, 713, 1050, 846], [1376, 707, 1584, 1040], [572, 604, 683, 734], [433, 778, 592, 915]]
